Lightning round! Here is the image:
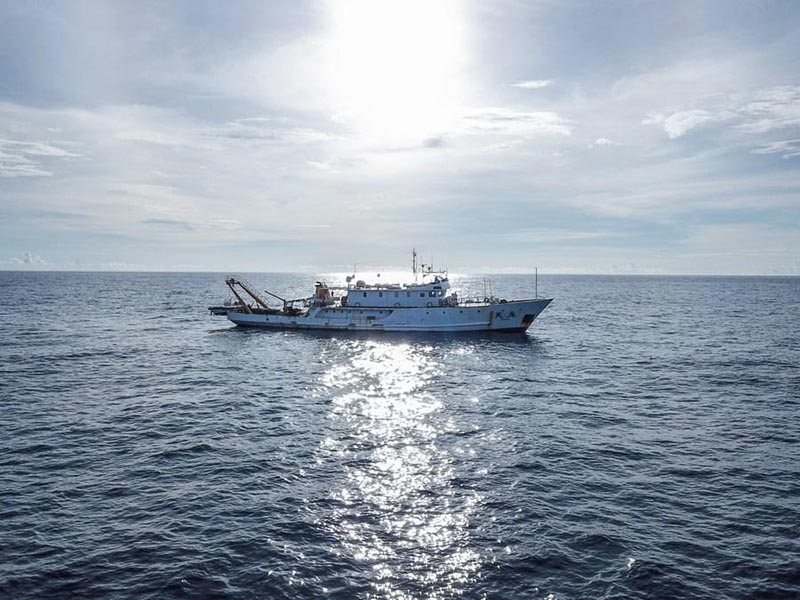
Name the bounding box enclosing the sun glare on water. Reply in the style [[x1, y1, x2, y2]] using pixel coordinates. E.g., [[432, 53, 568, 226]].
[[325, 0, 467, 145], [314, 341, 481, 597]]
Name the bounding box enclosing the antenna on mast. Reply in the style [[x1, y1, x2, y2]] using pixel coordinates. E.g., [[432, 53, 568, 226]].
[[412, 249, 418, 282]]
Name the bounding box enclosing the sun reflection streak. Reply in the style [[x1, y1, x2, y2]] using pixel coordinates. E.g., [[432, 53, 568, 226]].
[[315, 341, 482, 599]]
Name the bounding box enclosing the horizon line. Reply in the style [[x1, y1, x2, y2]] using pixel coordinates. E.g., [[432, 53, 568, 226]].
[[1, 268, 798, 278]]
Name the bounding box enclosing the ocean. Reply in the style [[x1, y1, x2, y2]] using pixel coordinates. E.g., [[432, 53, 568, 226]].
[[1, 272, 798, 599]]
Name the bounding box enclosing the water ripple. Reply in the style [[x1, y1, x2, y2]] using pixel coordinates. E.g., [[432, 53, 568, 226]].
[[1, 272, 799, 599]]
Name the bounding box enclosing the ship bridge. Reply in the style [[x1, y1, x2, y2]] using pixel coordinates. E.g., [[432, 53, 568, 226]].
[[343, 276, 455, 309]]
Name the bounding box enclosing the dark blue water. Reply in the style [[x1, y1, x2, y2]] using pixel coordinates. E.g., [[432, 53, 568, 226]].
[[1, 272, 798, 600]]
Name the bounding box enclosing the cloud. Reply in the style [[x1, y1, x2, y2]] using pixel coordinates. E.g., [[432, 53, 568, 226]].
[[114, 117, 339, 149], [510, 79, 553, 89], [203, 118, 338, 144], [141, 218, 194, 231], [10, 251, 46, 265], [663, 110, 719, 138], [6, 140, 79, 158], [458, 107, 572, 136], [593, 137, 618, 146], [0, 138, 80, 178], [305, 160, 336, 172], [752, 138, 800, 158], [422, 136, 446, 148], [643, 85, 800, 140], [0, 149, 51, 177], [373, 136, 449, 154], [209, 218, 242, 230], [736, 85, 800, 133], [114, 130, 193, 147], [643, 109, 719, 139], [482, 140, 522, 152]]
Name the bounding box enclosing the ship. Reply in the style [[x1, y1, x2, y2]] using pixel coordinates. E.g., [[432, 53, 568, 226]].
[[209, 251, 552, 333]]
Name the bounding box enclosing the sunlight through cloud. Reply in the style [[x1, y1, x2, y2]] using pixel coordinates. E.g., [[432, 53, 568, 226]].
[[325, 0, 467, 145]]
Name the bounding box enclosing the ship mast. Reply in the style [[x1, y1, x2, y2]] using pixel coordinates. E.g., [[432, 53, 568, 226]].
[[412, 248, 418, 283]]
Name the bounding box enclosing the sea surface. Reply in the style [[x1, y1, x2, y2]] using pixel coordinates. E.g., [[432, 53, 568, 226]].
[[1, 272, 798, 600]]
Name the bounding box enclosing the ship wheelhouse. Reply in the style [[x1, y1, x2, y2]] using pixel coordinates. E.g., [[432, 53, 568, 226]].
[[343, 276, 456, 309]]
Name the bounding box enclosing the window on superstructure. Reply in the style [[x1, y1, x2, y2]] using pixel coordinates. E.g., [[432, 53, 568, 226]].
[[379, 292, 383, 297], [363, 292, 367, 298]]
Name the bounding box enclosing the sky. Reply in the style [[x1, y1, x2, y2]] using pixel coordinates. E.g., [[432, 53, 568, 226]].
[[1, 0, 799, 274]]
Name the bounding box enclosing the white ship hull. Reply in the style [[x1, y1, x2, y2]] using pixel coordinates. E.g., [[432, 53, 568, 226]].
[[225, 298, 552, 333]]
